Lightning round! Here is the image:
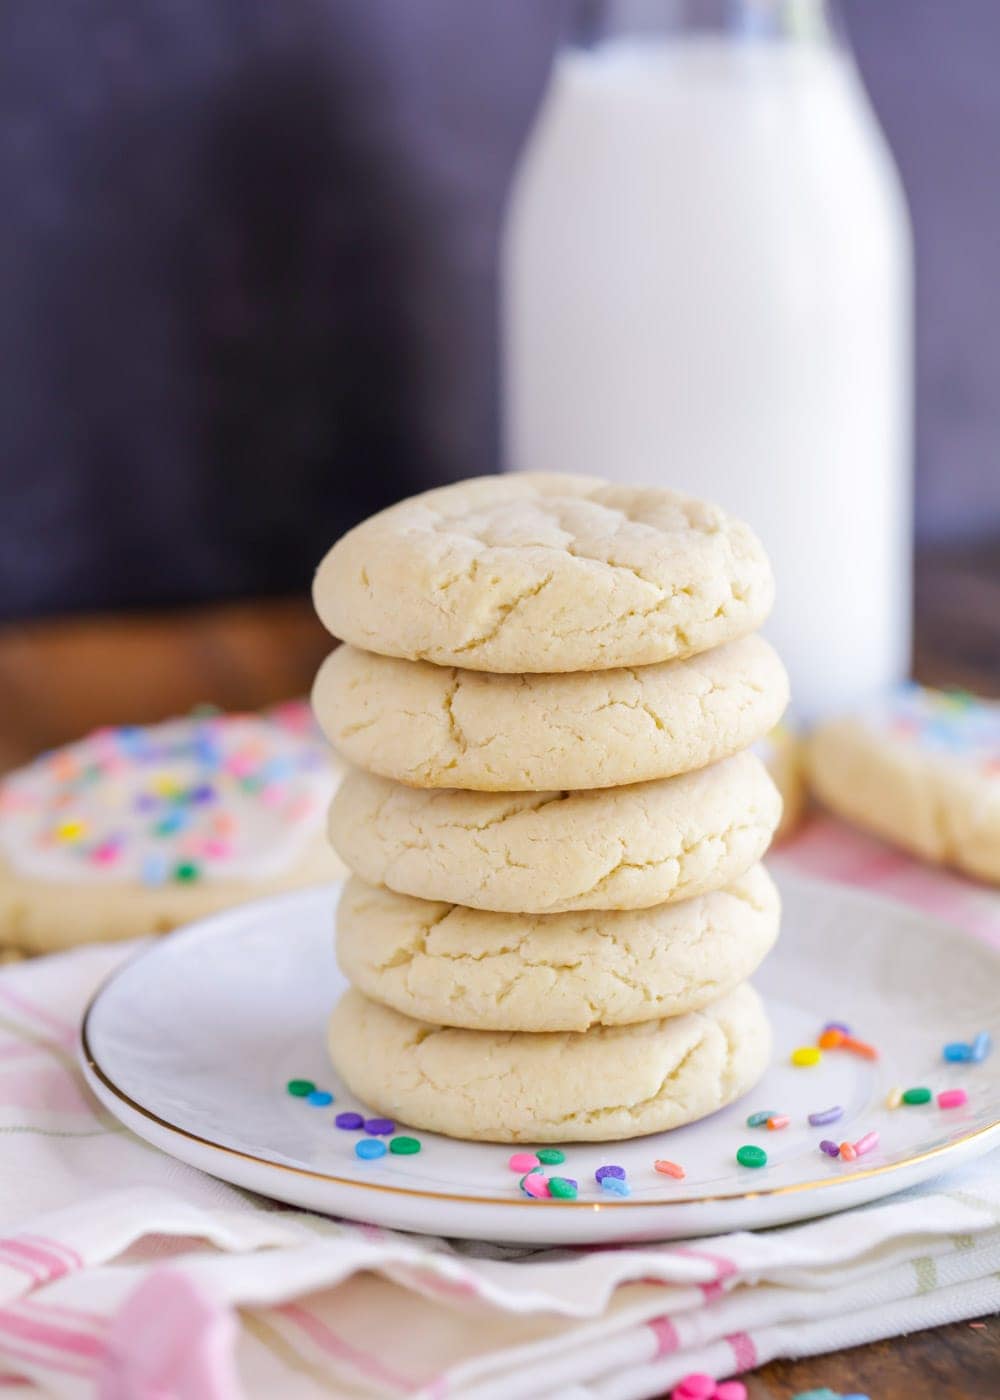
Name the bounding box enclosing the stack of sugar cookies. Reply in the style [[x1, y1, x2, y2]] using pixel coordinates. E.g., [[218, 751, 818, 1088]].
[[311, 474, 788, 1143]]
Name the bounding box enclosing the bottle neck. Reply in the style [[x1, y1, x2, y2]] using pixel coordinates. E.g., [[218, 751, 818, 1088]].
[[570, 0, 842, 48]]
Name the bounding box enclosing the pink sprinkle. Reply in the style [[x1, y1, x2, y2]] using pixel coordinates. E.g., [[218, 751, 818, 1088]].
[[92, 841, 121, 865], [285, 795, 314, 821], [271, 701, 310, 732], [854, 1129, 880, 1156], [227, 754, 256, 778], [672, 1375, 716, 1400], [715, 1384, 748, 1400], [202, 839, 232, 860], [938, 1088, 968, 1109], [508, 1152, 540, 1173], [260, 784, 286, 808], [522, 1173, 550, 1199]]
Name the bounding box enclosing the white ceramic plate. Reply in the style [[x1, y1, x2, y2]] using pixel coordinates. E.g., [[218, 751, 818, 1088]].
[[80, 873, 1000, 1245]]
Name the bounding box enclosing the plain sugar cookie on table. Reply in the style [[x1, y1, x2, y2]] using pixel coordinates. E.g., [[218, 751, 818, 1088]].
[[756, 720, 806, 843], [313, 633, 789, 791], [336, 864, 780, 1032], [312, 473, 774, 672], [329, 750, 782, 913], [0, 702, 343, 953], [806, 684, 1000, 885], [328, 982, 770, 1143]]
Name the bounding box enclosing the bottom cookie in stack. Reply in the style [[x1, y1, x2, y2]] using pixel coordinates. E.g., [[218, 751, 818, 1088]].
[[328, 982, 771, 1144]]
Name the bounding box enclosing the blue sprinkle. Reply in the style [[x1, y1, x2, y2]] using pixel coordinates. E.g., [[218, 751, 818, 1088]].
[[599, 1176, 630, 1197], [944, 1042, 973, 1062], [155, 809, 188, 836], [355, 1139, 387, 1160], [260, 757, 295, 782], [140, 853, 169, 887], [594, 1164, 625, 1183], [842, 1394, 872, 1400], [306, 1090, 333, 1107], [971, 1031, 992, 1063]]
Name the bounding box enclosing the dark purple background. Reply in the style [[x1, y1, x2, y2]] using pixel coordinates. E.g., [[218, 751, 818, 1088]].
[[1, 1, 997, 620]]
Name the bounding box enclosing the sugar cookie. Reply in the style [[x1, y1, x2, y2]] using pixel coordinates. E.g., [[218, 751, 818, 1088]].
[[756, 721, 806, 842], [327, 982, 771, 1142], [336, 864, 779, 1031], [329, 751, 781, 912], [313, 473, 774, 673], [806, 685, 1000, 885], [313, 634, 788, 791], [0, 703, 343, 952]]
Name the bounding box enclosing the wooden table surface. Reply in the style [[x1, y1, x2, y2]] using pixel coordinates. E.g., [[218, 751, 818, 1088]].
[[0, 543, 997, 1397]]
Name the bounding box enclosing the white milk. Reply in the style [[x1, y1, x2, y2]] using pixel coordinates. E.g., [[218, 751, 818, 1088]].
[[502, 34, 912, 721]]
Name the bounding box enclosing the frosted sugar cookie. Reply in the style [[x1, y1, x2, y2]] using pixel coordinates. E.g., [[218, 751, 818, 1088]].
[[756, 721, 806, 842], [336, 864, 779, 1032], [327, 982, 770, 1143], [313, 473, 774, 673], [313, 634, 788, 791], [0, 702, 343, 952], [329, 750, 781, 913], [806, 685, 1000, 885]]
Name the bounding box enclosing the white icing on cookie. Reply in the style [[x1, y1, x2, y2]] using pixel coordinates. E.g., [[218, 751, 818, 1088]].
[[858, 684, 1000, 773], [0, 702, 334, 886]]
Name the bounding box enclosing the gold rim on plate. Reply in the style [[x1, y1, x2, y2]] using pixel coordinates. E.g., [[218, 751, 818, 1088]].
[[79, 952, 1000, 1211]]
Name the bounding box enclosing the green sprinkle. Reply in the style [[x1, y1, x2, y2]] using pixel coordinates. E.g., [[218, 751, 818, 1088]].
[[240, 776, 263, 794], [173, 861, 200, 883], [746, 1110, 774, 1128], [536, 1147, 565, 1165], [548, 1176, 578, 1199], [736, 1144, 768, 1169], [389, 1136, 421, 1155], [902, 1086, 932, 1105], [286, 1079, 315, 1097]]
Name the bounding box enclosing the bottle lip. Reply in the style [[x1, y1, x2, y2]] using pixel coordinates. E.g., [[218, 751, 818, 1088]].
[[563, 0, 846, 54]]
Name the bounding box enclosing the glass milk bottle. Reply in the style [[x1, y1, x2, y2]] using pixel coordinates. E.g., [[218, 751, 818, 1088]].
[[502, 0, 912, 722]]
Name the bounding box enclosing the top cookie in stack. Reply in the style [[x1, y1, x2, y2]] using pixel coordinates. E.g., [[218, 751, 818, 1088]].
[[312, 474, 787, 1143]]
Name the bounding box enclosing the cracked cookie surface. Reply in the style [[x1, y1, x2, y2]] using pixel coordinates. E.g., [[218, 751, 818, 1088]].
[[327, 982, 770, 1142], [329, 750, 781, 913], [314, 635, 788, 791], [313, 474, 774, 673], [336, 864, 779, 1031]]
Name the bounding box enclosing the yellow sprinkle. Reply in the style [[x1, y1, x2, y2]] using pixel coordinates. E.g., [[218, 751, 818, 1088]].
[[55, 819, 86, 843], [790, 1045, 822, 1067], [886, 1085, 903, 1109], [152, 775, 180, 797]]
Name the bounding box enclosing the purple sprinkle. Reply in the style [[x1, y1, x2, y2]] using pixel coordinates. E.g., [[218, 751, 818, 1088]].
[[819, 1139, 841, 1158], [808, 1105, 844, 1127], [188, 784, 216, 804], [595, 1164, 626, 1183], [364, 1117, 396, 1136], [823, 1020, 851, 1036], [334, 1112, 364, 1130], [133, 793, 159, 813]]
